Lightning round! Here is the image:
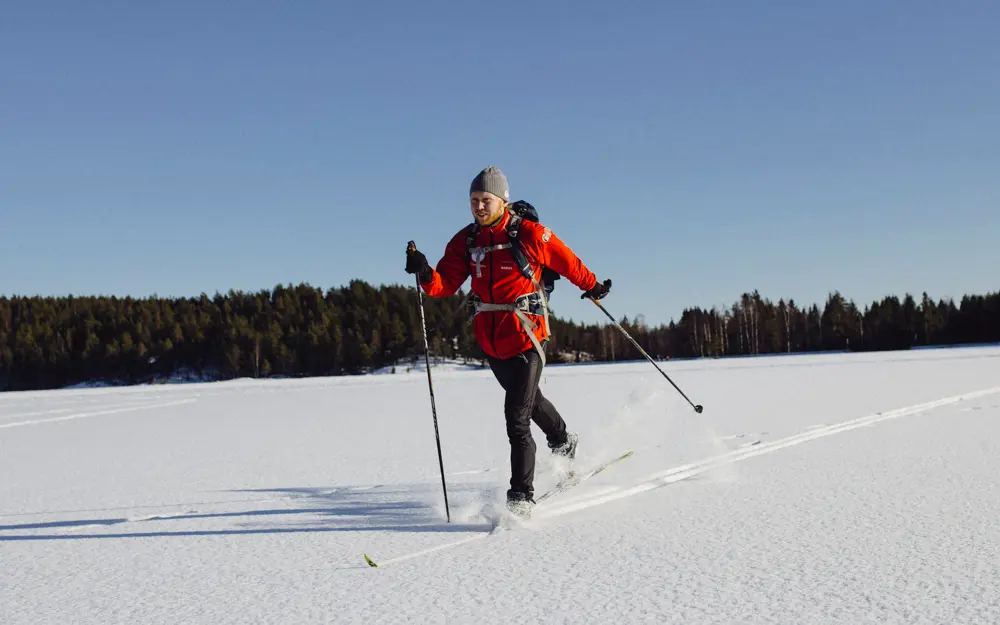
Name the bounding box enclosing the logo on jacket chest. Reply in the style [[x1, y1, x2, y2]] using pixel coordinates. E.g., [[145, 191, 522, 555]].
[[470, 249, 487, 277], [469, 249, 515, 278]]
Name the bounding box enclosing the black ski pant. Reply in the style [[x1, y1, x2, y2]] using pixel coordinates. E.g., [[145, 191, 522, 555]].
[[488, 346, 568, 498]]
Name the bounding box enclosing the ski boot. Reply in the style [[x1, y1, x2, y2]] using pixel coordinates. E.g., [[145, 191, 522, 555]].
[[506, 490, 535, 519], [548, 431, 579, 460]]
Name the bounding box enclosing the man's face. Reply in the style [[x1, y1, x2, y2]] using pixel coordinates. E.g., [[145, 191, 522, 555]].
[[470, 191, 506, 226]]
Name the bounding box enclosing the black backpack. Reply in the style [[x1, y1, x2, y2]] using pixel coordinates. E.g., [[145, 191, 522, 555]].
[[465, 200, 560, 297]]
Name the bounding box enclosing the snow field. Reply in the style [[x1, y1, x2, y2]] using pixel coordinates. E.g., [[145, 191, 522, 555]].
[[2, 347, 1000, 623]]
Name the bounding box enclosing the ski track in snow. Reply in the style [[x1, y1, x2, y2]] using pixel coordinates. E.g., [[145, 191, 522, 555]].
[[541, 385, 1000, 517], [366, 384, 1000, 567], [0, 399, 196, 429], [0, 407, 74, 421]]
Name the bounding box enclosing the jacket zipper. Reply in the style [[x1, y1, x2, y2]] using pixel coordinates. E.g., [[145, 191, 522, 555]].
[[488, 228, 497, 356]]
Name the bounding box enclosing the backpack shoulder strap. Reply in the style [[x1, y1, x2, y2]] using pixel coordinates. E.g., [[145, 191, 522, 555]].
[[464, 222, 479, 260], [505, 214, 552, 350], [506, 212, 522, 241], [505, 214, 534, 282]]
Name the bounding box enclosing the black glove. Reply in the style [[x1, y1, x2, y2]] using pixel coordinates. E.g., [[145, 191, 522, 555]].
[[582, 278, 611, 300], [405, 241, 433, 283]]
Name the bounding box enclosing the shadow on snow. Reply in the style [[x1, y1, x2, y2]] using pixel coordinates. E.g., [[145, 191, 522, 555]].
[[0, 483, 494, 542]]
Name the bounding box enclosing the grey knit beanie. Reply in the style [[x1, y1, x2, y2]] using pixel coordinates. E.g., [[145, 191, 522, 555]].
[[469, 166, 509, 202]]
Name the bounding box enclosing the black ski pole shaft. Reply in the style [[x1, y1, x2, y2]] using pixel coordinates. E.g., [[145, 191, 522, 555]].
[[408, 241, 451, 522], [589, 297, 704, 414]]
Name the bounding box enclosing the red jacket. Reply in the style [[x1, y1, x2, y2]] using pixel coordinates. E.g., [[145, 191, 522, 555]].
[[420, 209, 598, 360]]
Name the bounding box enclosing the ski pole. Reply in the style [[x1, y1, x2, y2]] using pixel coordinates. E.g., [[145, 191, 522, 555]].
[[408, 241, 451, 522], [588, 297, 704, 414]]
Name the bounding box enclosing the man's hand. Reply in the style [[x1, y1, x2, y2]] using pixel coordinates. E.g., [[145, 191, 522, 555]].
[[405, 241, 433, 282], [582, 278, 611, 300]]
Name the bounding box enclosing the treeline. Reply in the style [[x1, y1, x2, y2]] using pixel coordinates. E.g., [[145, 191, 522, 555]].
[[648, 290, 1000, 359], [0, 283, 997, 391], [0, 282, 474, 391]]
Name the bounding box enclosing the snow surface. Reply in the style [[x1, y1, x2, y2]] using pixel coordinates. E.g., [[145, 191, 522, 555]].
[[3, 347, 1000, 624]]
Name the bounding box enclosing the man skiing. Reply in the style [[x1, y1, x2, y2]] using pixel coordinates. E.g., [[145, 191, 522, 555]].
[[405, 165, 611, 517]]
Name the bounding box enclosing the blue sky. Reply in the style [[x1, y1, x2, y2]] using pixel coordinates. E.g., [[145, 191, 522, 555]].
[[2, 1, 997, 327]]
